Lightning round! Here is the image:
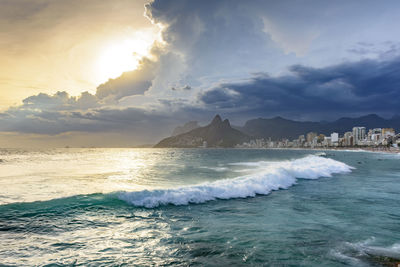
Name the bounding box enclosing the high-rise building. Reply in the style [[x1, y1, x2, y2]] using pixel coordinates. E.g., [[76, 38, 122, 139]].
[[344, 131, 353, 146], [312, 136, 318, 146], [306, 132, 317, 143], [317, 134, 325, 143], [323, 136, 331, 146], [331, 132, 339, 143], [352, 127, 366, 145], [368, 128, 382, 143], [382, 128, 395, 138]]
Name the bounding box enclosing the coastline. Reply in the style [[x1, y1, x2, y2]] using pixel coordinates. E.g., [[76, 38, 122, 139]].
[[233, 147, 400, 154], [258, 146, 400, 155]]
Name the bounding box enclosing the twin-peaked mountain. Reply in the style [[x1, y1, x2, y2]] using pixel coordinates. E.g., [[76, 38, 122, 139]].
[[154, 114, 400, 148], [154, 115, 249, 148]]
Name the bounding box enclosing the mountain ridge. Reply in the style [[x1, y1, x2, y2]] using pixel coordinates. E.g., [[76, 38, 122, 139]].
[[237, 113, 400, 140]]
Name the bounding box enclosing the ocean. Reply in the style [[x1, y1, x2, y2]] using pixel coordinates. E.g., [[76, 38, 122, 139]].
[[0, 148, 399, 266]]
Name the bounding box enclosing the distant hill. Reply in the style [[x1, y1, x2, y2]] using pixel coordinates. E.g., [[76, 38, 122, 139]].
[[237, 116, 321, 140], [171, 121, 200, 136], [154, 115, 249, 148], [238, 114, 400, 140]]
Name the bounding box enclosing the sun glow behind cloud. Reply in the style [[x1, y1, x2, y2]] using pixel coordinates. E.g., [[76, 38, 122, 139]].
[[95, 30, 157, 85]]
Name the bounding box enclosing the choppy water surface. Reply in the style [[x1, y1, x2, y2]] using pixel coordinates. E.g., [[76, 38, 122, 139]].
[[0, 148, 399, 266]]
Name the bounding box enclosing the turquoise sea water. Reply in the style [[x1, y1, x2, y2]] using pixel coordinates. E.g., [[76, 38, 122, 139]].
[[0, 148, 399, 266]]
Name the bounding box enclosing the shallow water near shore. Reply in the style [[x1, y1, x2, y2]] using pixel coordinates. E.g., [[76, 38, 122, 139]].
[[0, 148, 399, 266]]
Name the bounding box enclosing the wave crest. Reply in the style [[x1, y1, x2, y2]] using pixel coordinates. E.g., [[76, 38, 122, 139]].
[[118, 155, 353, 208]]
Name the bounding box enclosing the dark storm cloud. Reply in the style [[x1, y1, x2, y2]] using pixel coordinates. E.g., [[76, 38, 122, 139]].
[[3, 0, 400, 145], [0, 89, 171, 138], [200, 57, 400, 119], [347, 42, 400, 57], [0, 104, 177, 142], [2, 56, 400, 137], [145, 0, 400, 80], [171, 85, 191, 91], [19, 91, 99, 111], [145, 0, 289, 80]]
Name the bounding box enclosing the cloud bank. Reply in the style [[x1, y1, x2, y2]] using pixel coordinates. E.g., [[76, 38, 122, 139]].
[[200, 57, 400, 120], [1, 0, 400, 146]]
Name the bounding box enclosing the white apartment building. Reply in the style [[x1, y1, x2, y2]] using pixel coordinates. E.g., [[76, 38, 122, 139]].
[[353, 127, 366, 145], [331, 132, 339, 143]]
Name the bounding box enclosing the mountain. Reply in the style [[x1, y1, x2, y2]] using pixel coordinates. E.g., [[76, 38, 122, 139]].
[[239, 116, 322, 140], [239, 114, 400, 140], [171, 121, 200, 136], [154, 115, 249, 148], [329, 114, 386, 133]]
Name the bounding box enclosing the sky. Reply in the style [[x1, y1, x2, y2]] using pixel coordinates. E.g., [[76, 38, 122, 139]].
[[1, 0, 400, 147]]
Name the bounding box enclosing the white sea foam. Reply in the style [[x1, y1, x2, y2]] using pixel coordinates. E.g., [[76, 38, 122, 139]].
[[118, 155, 353, 208], [331, 237, 400, 265], [199, 166, 229, 172], [345, 238, 400, 259]]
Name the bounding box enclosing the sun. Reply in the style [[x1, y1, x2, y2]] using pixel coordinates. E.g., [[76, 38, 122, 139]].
[[95, 34, 154, 85]]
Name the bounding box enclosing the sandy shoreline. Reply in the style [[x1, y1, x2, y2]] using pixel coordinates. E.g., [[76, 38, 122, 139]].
[[257, 146, 400, 154]]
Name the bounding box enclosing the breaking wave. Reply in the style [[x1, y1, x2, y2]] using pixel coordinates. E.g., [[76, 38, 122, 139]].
[[118, 155, 353, 208]]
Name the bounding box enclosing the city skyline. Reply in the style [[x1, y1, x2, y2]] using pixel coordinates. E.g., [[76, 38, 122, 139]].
[[238, 125, 398, 149]]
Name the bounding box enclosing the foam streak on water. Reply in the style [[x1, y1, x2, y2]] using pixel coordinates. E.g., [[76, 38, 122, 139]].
[[118, 155, 353, 208], [331, 237, 400, 266]]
